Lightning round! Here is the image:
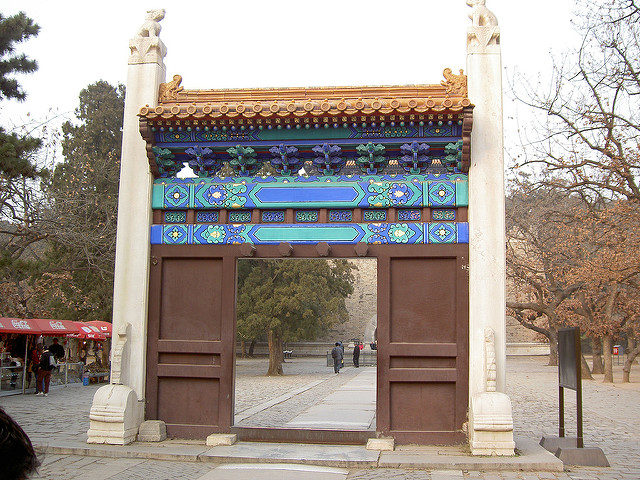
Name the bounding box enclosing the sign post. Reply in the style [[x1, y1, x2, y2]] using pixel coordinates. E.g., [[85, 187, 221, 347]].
[[557, 327, 583, 448], [540, 327, 609, 466]]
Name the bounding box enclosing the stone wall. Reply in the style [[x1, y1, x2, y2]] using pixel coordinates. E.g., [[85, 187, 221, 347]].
[[319, 258, 377, 344]]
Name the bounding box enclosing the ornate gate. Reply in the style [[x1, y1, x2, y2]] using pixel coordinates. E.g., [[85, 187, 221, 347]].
[[141, 73, 472, 443]]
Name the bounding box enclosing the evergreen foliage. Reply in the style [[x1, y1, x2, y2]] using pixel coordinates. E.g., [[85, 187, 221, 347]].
[[237, 259, 356, 375], [0, 11, 41, 178], [40, 81, 124, 321]]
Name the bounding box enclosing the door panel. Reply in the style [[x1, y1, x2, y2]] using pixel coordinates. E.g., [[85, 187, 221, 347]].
[[378, 253, 468, 444], [147, 254, 235, 438]]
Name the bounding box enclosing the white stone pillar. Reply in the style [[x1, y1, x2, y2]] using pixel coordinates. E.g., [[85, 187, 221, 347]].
[[88, 9, 167, 445], [466, 1, 514, 455]]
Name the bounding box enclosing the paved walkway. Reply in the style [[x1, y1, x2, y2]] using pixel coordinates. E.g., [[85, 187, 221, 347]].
[[0, 356, 638, 479], [285, 368, 376, 430]]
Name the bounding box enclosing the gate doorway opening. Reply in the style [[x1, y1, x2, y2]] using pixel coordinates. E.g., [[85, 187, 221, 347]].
[[233, 258, 378, 440]]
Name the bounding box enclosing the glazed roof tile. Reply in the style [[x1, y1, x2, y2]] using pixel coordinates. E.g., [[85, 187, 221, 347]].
[[139, 69, 471, 122]]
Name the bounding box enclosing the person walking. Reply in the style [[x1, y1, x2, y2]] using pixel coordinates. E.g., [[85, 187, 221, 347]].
[[30, 345, 42, 393], [36, 346, 57, 396], [353, 341, 361, 368], [331, 342, 343, 374]]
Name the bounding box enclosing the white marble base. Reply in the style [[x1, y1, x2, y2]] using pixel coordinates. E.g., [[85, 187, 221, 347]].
[[366, 438, 395, 451], [206, 433, 237, 447], [469, 392, 515, 456], [87, 384, 142, 445]]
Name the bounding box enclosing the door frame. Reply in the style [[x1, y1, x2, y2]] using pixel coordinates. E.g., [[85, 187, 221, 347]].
[[146, 243, 468, 443]]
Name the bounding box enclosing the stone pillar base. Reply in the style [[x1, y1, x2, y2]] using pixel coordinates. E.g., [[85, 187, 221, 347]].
[[87, 384, 142, 445], [469, 391, 515, 456]]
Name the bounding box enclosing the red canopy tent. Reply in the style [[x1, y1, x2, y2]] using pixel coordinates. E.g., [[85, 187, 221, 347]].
[[84, 321, 112, 338], [0, 318, 80, 336], [0, 318, 82, 394], [69, 323, 107, 341]]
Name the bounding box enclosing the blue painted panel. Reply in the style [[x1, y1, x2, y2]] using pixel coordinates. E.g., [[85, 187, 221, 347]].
[[457, 222, 469, 243], [251, 185, 363, 207], [150, 222, 469, 245]]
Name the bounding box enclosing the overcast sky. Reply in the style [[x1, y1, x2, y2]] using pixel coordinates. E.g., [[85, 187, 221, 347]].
[[2, 0, 579, 158]]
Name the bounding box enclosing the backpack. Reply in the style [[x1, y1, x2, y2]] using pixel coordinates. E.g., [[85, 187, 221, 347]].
[[39, 351, 54, 371]]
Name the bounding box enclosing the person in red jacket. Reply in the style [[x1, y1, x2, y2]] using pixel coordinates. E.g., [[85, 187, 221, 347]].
[[36, 346, 57, 396]]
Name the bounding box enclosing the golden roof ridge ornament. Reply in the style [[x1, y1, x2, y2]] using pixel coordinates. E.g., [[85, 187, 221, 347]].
[[441, 68, 467, 97], [159, 74, 184, 102]]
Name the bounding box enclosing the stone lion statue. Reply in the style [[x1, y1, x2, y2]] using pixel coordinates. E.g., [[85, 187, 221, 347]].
[[137, 9, 166, 38]]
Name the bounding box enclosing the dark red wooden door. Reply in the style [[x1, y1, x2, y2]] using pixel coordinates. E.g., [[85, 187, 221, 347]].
[[377, 248, 468, 444], [146, 251, 236, 438]]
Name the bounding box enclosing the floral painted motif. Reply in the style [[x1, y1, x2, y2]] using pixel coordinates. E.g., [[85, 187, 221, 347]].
[[204, 185, 226, 206], [196, 211, 219, 223], [153, 146, 182, 178], [163, 225, 188, 244], [388, 223, 412, 243], [164, 185, 189, 208], [224, 183, 248, 209], [368, 223, 388, 234], [164, 211, 187, 223], [398, 209, 421, 221], [269, 145, 302, 176], [368, 234, 388, 244], [205, 225, 226, 244], [312, 144, 345, 175], [399, 142, 431, 174], [428, 222, 456, 243], [185, 146, 222, 177], [356, 143, 387, 174], [442, 140, 463, 172], [367, 182, 411, 207], [227, 145, 261, 175]]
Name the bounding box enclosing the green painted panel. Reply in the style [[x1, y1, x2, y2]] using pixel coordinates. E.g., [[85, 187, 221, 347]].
[[455, 181, 469, 206], [152, 184, 164, 209]]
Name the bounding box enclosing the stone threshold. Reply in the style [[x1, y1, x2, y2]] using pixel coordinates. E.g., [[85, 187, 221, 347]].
[[33, 437, 562, 471]]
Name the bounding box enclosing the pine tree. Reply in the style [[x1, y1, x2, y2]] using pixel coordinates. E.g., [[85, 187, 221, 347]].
[[0, 11, 41, 178]]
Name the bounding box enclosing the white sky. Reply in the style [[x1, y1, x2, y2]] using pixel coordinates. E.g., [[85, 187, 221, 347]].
[[1, 0, 579, 158]]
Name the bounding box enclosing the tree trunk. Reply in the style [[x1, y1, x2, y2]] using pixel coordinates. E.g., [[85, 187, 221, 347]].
[[591, 337, 604, 374], [622, 342, 640, 383], [267, 329, 283, 376], [248, 339, 256, 357], [602, 335, 614, 383], [580, 354, 593, 380], [240, 340, 246, 358], [628, 337, 637, 364], [548, 330, 558, 366]]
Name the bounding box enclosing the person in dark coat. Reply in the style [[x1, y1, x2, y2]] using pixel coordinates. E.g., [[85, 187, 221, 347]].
[[353, 341, 361, 368], [331, 342, 343, 373], [48, 338, 64, 360]]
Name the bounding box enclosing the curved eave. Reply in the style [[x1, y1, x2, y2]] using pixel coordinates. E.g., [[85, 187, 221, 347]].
[[140, 97, 472, 122]]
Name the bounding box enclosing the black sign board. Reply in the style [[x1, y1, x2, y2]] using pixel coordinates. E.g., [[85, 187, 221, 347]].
[[558, 328, 579, 390], [556, 327, 583, 448]]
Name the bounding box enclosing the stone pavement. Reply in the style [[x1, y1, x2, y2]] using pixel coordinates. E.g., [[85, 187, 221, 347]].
[[0, 356, 637, 479]]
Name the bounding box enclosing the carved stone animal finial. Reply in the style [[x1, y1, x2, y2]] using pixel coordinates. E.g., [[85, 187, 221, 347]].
[[466, 0, 498, 27], [484, 328, 497, 392], [159, 74, 184, 102], [137, 9, 166, 38], [466, 0, 500, 53], [129, 9, 167, 65], [441, 68, 468, 96]]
